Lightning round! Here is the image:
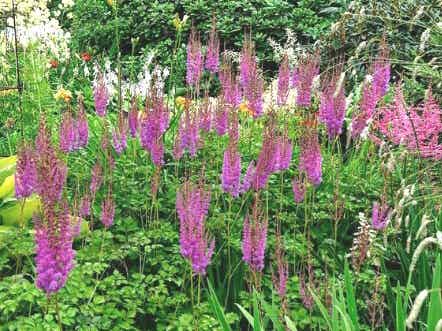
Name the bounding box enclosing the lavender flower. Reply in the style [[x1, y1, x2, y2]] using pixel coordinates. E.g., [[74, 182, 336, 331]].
[[35, 202, 75, 295], [15, 143, 37, 199], [176, 181, 214, 275], [79, 194, 91, 217], [221, 143, 241, 197], [101, 194, 115, 229], [292, 177, 306, 203], [59, 111, 75, 153], [277, 54, 290, 106], [215, 105, 228, 136], [90, 162, 103, 196], [299, 129, 322, 186], [77, 102, 89, 148], [296, 52, 320, 107], [372, 201, 391, 230], [205, 19, 220, 73], [93, 71, 109, 117], [319, 73, 346, 139], [240, 161, 256, 194], [242, 207, 268, 272], [186, 28, 204, 87]]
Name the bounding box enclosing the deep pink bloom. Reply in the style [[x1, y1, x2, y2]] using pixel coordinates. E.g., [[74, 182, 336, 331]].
[[277, 54, 290, 106], [215, 105, 228, 136], [240, 39, 263, 117], [176, 182, 214, 275], [242, 205, 268, 272], [112, 115, 128, 155], [35, 202, 75, 295], [240, 161, 256, 194], [372, 201, 391, 230], [90, 162, 103, 196], [205, 20, 220, 73], [76, 105, 89, 148], [15, 143, 37, 199], [319, 73, 346, 139], [292, 177, 306, 203], [100, 194, 115, 228], [296, 52, 320, 107], [299, 129, 322, 186], [59, 111, 76, 153], [220, 63, 241, 108], [174, 106, 199, 158], [79, 194, 91, 217], [186, 28, 204, 87], [93, 72, 109, 117], [221, 143, 241, 197]]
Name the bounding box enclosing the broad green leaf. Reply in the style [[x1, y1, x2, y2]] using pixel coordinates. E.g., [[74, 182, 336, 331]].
[[427, 254, 442, 331], [207, 280, 232, 331], [344, 260, 359, 330]]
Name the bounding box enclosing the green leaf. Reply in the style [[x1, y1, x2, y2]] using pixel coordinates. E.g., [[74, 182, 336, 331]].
[[207, 280, 232, 331], [427, 254, 442, 331], [396, 284, 406, 331], [284, 316, 298, 331], [344, 260, 359, 330]]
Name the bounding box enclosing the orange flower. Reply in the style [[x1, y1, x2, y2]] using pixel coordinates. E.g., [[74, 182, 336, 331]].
[[49, 59, 59, 69], [239, 102, 254, 116], [81, 52, 92, 62]]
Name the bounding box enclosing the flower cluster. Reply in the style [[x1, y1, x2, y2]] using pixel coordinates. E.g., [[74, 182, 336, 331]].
[[186, 28, 204, 87], [176, 181, 214, 275], [371, 201, 391, 230], [221, 141, 241, 197], [299, 127, 322, 186], [205, 19, 220, 74], [15, 143, 37, 199], [296, 52, 320, 107], [59, 106, 89, 153], [277, 54, 290, 106]]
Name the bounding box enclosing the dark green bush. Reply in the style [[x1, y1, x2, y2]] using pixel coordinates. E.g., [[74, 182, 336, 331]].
[[64, 0, 344, 84]]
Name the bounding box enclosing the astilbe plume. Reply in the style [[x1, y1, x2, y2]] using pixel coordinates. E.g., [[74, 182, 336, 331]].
[[176, 181, 214, 275], [273, 130, 292, 172], [272, 231, 288, 302], [242, 199, 268, 272], [35, 201, 75, 295], [296, 52, 320, 107], [174, 104, 199, 158], [352, 41, 391, 138], [373, 86, 442, 159], [240, 161, 256, 194], [205, 19, 220, 74], [277, 54, 290, 106], [372, 201, 391, 230], [93, 71, 109, 117], [291, 67, 299, 88], [198, 96, 213, 132], [215, 103, 228, 136], [79, 194, 91, 217], [35, 118, 68, 206], [59, 111, 76, 153], [90, 162, 103, 197], [101, 193, 115, 229], [292, 176, 306, 203], [15, 143, 37, 199], [112, 114, 128, 155], [221, 141, 241, 197], [219, 60, 241, 108], [299, 126, 322, 186], [319, 72, 346, 139], [240, 39, 263, 117], [76, 98, 89, 148], [140, 91, 170, 164], [299, 266, 314, 311], [186, 28, 204, 87], [128, 96, 139, 138]]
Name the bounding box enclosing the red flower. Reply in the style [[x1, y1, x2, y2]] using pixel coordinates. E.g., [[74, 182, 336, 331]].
[[81, 52, 92, 62], [49, 59, 59, 69]]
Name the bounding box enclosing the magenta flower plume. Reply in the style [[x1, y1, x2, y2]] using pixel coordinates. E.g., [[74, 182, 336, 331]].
[[35, 119, 67, 206], [299, 128, 322, 186], [242, 201, 268, 272], [277, 54, 290, 106], [198, 97, 213, 132], [76, 103, 89, 148], [79, 194, 91, 217], [292, 176, 306, 203], [100, 193, 115, 229], [93, 71, 109, 117], [373, 86, 442, 159], [129, 97, 139, 138], [35, 201, 75, 295], [59, 111, 75, 153], [291, 67, 299, 88], [215, 105, 228, 136], [15, 143, 37, 199], [112, 115, 128, 155], [176, 181, 214, 275], [220, 62, 242, 108], [319, 73, 346, 139], [272, 232, 288, 300], [240, 161, 256, 194], [174, 105, 199, 158], [90, 162, 103, 197], [371, 38, 390, 100], [140, 93, 170, 162], [372, 201, 391, 230], [221, 142, 241, 197], [273, 132, 292, 171], [186, 28, 204, 87], [240, 39, 263, 118], [296, 52, 320, 107], [205, 19, 220, 73]]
